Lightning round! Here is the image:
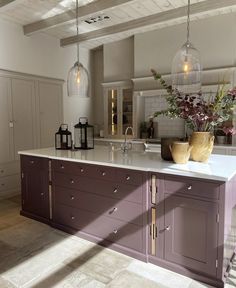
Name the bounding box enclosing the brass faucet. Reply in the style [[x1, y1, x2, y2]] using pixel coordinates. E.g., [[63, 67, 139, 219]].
[[121, 126, 134, 153]]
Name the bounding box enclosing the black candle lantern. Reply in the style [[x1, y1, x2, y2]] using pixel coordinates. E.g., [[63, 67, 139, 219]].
[[74, 117, 94, 149], [55, 124, 72, 150]]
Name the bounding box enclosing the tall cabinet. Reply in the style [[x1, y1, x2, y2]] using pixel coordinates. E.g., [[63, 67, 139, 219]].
[[103, 81, 133, 138], [0, 70, 63, 198]]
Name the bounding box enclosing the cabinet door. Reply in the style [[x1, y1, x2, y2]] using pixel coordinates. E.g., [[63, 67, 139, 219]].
[[37, 81, 63, 148], [164, 196, 218, 276], [12, 78, 36, 160], [106, 88, 119, 137], [21, 156, 49, 220], [121, 88, 133, 136], [104, 85, 133, 138], [0, 77, 14, 162]]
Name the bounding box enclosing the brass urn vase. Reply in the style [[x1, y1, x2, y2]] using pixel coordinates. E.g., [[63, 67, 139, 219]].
[[189, 132, 214, 163]]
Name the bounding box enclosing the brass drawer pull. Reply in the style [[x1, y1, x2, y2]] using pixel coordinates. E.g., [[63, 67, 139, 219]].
[[187, 185, 192, 190], [71, 216, 75, 220], [113, 229, 118, 234], [70, 196, 75, 200], [102, 171, 106, 176], [70, 179, 74, 184], [113, 188, 118, 193], [60, 165, 64, 169], [80, 168, 84, 173], [126, 176, 130, 181]]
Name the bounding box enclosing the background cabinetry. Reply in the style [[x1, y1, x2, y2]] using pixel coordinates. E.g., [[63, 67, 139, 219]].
[[103, 81, 133, 138], [0, 70, 63, 198]]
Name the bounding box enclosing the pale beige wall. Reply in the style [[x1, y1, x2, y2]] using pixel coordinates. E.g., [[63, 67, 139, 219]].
[[104, 37, 134, 82], [134, 13, 236, 77], [0, 17, 93, 130], [92, 48, 104, 132]]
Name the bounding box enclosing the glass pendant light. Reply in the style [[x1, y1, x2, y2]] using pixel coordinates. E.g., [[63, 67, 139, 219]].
[[171, 0, 201, 94], [67, 0, 89, 97]]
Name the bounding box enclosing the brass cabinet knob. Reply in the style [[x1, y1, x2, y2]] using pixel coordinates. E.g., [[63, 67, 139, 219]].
[[60, 165, 64, 169], [1, 183, 5, 186], [80, 168, 84, 173], [113, 229, 118, 234], [40, 192, 44, 196], [71, 216, 75, 220], [102, 171, 106, 176], [113, 188, 118, 193], [187, 185, 192, 190], [30, 160, 34, 164], [126, 176, 130, 181], [0, 170, 4, 173], [70, 179, 74, 184], [71, 196, 75, 200]]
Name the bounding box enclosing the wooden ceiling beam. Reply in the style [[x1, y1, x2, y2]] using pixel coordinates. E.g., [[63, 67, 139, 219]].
[[60, 0, 236, 47], [23, 0, 136, 35], [0, 0, 24, 11]]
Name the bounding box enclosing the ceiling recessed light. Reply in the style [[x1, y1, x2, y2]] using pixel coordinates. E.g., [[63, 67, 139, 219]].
[[84, 15, 110, 24]]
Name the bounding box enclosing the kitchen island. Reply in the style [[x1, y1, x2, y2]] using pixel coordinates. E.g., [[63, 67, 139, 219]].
[[18, 146, 236, 288]]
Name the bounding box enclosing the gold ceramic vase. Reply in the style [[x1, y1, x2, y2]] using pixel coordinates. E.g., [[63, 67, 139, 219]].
[[169, 141, 193, 164], [189, 132, 214, 163]]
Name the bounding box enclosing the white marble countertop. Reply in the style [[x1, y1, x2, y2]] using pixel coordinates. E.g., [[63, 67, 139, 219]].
[[18, 146, 236, 182]]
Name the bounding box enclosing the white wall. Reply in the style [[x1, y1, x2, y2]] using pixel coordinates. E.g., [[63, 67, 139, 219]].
[[134, 13, 236, 77], [92, 48, 104, 133], [0, 18, 93, 129], [104, 37, 134, 82]]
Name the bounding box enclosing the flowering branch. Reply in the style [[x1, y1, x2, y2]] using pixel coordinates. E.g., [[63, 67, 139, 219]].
[[151, 69, 236, 132]]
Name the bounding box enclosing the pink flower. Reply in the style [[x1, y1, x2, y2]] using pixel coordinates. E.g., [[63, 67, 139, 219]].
[[222, 126, 236, 135]]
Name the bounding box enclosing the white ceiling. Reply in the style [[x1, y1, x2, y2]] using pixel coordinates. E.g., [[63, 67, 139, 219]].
[[1, 0, 236, 49]]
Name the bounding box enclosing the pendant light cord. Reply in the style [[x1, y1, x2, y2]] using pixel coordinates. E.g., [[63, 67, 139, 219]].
[[76, 0, 79, 65], [186, 0, 190, 45]]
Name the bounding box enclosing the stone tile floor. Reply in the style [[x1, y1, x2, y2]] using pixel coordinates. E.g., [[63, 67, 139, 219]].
[[0, 195, 235, 288]]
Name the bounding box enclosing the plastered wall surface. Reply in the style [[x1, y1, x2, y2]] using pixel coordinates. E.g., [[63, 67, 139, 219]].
[[0, 18, 93, 129]]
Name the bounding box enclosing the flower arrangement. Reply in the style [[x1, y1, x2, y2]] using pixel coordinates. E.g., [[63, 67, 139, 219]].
[[151, 69, 236, 132], [222, 126, 236, 136]]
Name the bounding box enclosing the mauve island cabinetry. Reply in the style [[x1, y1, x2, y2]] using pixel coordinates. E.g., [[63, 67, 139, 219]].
[[19, 147, 236, 288]]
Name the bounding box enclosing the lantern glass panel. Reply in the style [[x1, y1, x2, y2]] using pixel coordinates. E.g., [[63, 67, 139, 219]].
[[55, 124, 72, 150], [74, 117, 94, 150]]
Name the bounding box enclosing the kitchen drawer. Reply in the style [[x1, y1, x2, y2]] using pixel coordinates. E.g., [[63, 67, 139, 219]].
[[52, 160, 92, 177], [0, 174, 20, 192], [53, 172, 81, 189], [21, 155, 47, 170], [53, 203, 143, 253], [0, 161, 20, 177], [52, 160, 143, 185], [52, 160, 119, 182], [90, 164, 116, 182], [116, 168, 143, 186], [164, 176, 220, 200], [53, 172, 143, 204], [54, 186, 143, 226]]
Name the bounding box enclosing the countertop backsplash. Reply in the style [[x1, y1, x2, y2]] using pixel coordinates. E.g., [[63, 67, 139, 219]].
[[144, 95, 185, 138]]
